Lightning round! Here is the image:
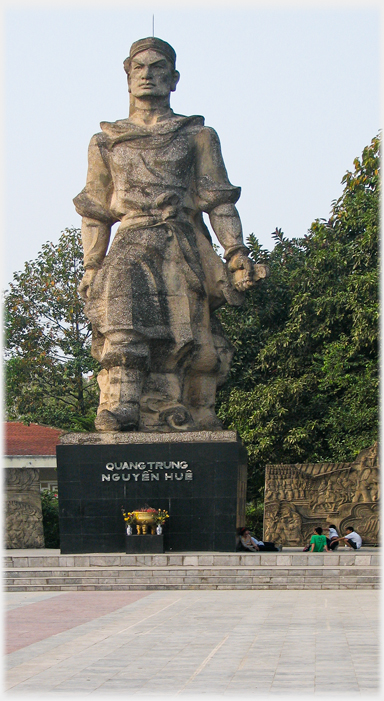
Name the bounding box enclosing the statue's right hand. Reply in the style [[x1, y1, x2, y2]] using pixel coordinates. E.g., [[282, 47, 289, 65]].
[[227, 252, 254, 292], [78, 268, 97, 300]]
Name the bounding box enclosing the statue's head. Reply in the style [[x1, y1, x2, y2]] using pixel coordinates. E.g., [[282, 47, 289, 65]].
[[124, 37, 180, 100]]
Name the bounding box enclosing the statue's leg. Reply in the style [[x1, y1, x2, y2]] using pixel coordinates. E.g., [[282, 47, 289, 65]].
[[182, 332, 223, 430], [182, 310, 233, 431], [184, 372, 222, 430], [108, 366, 144, 429], [94, 331, 149, 432], [95, 366, 145, 431], [96, 368, 110, 414]]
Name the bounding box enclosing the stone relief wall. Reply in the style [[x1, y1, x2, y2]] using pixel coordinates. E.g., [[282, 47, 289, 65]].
[[263, 443, 379, 546], [5, 468, 45, 549]]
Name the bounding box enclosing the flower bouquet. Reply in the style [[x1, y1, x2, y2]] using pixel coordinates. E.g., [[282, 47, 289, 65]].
[[121, 508, 136, 535], [151, 509, 169, 535], [152, 509, 170, 525]]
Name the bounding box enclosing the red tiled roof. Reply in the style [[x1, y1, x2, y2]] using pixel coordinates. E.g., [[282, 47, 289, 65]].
[[4, 422, 63, 456]]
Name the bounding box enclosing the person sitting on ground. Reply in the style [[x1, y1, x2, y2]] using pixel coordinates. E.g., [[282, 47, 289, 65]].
[[250, 532, 281, 551], [324, 523, 340, 550], [309, 526, 330, 553], [236, 527, 280, 552], [330, 526, 362, 550], [236, 528, 257, 552]]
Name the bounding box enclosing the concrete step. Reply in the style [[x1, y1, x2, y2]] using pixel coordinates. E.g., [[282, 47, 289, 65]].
[[4, 550, 379, 591], [4, 550, 380, 569], [4, 566, 379, 591]]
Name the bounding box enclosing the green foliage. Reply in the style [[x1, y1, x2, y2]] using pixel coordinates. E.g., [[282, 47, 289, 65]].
[[4, 228, 99, 430], [41, 490, 60, 548], [245, 500, 264, 537], [216, 135, 379, 499]]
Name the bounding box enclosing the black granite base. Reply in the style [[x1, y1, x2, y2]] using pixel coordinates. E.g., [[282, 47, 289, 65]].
[[126, 535, 164, 553], [56, 436, 247, 553]]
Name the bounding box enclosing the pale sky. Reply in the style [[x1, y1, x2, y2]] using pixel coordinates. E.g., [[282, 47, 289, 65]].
[[3, 1, 381, 285]]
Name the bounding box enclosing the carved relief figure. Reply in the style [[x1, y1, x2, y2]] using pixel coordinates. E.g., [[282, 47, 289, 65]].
[[279, 502, 302, 544], [263, 502, 280, 542], [264, 501, 302, 546], [75, 37, 267, 433], [352, 465, 378, 503], [6, 502, 45, 549]]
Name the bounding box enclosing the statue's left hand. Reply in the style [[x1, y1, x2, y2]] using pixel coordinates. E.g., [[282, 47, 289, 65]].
[[78, 268, 97, 300], [228, 252, 255, 292]]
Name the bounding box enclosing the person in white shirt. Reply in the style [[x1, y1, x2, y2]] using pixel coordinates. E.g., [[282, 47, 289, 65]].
[[324, 523, 340, 550], [331, 526, 363, 550]]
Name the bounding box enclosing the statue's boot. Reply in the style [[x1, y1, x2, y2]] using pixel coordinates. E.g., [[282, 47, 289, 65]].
[[109, 366, 144, 430], [94, 410, 121, 432], [95, 366, 144, 431], [95, 406, 140, 432], [94, 368, 120, 431], [194, 410, 223, 431]]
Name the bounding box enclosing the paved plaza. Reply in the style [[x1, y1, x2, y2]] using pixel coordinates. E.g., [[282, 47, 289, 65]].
[[5, 588, 379, 697]]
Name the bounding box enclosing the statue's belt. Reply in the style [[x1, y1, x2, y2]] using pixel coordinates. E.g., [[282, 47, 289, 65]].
[[117, 218, 206, 292]]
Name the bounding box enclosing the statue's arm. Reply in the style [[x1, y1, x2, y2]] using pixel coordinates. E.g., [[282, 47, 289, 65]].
[[77, 218, 111, 300], [73, 134, 116, 299], [80, 218, 111, 271], [209, 204, 254, 292], [195, 127, 254, 292]]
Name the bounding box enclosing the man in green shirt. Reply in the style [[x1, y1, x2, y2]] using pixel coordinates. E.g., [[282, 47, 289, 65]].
[[310, 527, 331, 552]]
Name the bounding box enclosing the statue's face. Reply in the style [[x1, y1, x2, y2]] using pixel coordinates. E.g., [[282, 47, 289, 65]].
[[128, 49, 179, 98]]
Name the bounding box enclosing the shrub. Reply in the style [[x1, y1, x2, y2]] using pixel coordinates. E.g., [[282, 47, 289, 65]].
[[41, 490, 60, 548]]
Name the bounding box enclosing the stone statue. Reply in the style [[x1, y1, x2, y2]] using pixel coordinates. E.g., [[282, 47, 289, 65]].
[[74, 37, 267, 433]]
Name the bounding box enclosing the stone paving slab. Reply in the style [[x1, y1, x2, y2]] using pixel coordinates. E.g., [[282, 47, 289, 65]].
[[4, 589, 379, 697], [6, 591, 151, 653]]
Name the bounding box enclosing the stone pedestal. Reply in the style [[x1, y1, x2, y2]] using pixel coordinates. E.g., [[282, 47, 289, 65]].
[[5, 468, 45, 549], [56, 431, 247, 554], [125, 535, 164, 554]]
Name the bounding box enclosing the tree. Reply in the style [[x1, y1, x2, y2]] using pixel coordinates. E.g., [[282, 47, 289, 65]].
[[216, 135, 379, 500], [4, 227, 99, 430]]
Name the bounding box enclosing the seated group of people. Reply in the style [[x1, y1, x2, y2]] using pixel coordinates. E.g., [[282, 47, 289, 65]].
[[305, 524, 363, 552], [236, 527, 281, 552], [236, 524, 363, 553]]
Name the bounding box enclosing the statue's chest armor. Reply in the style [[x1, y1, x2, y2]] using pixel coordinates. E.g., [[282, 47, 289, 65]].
[[109, 134, 195, 189]]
